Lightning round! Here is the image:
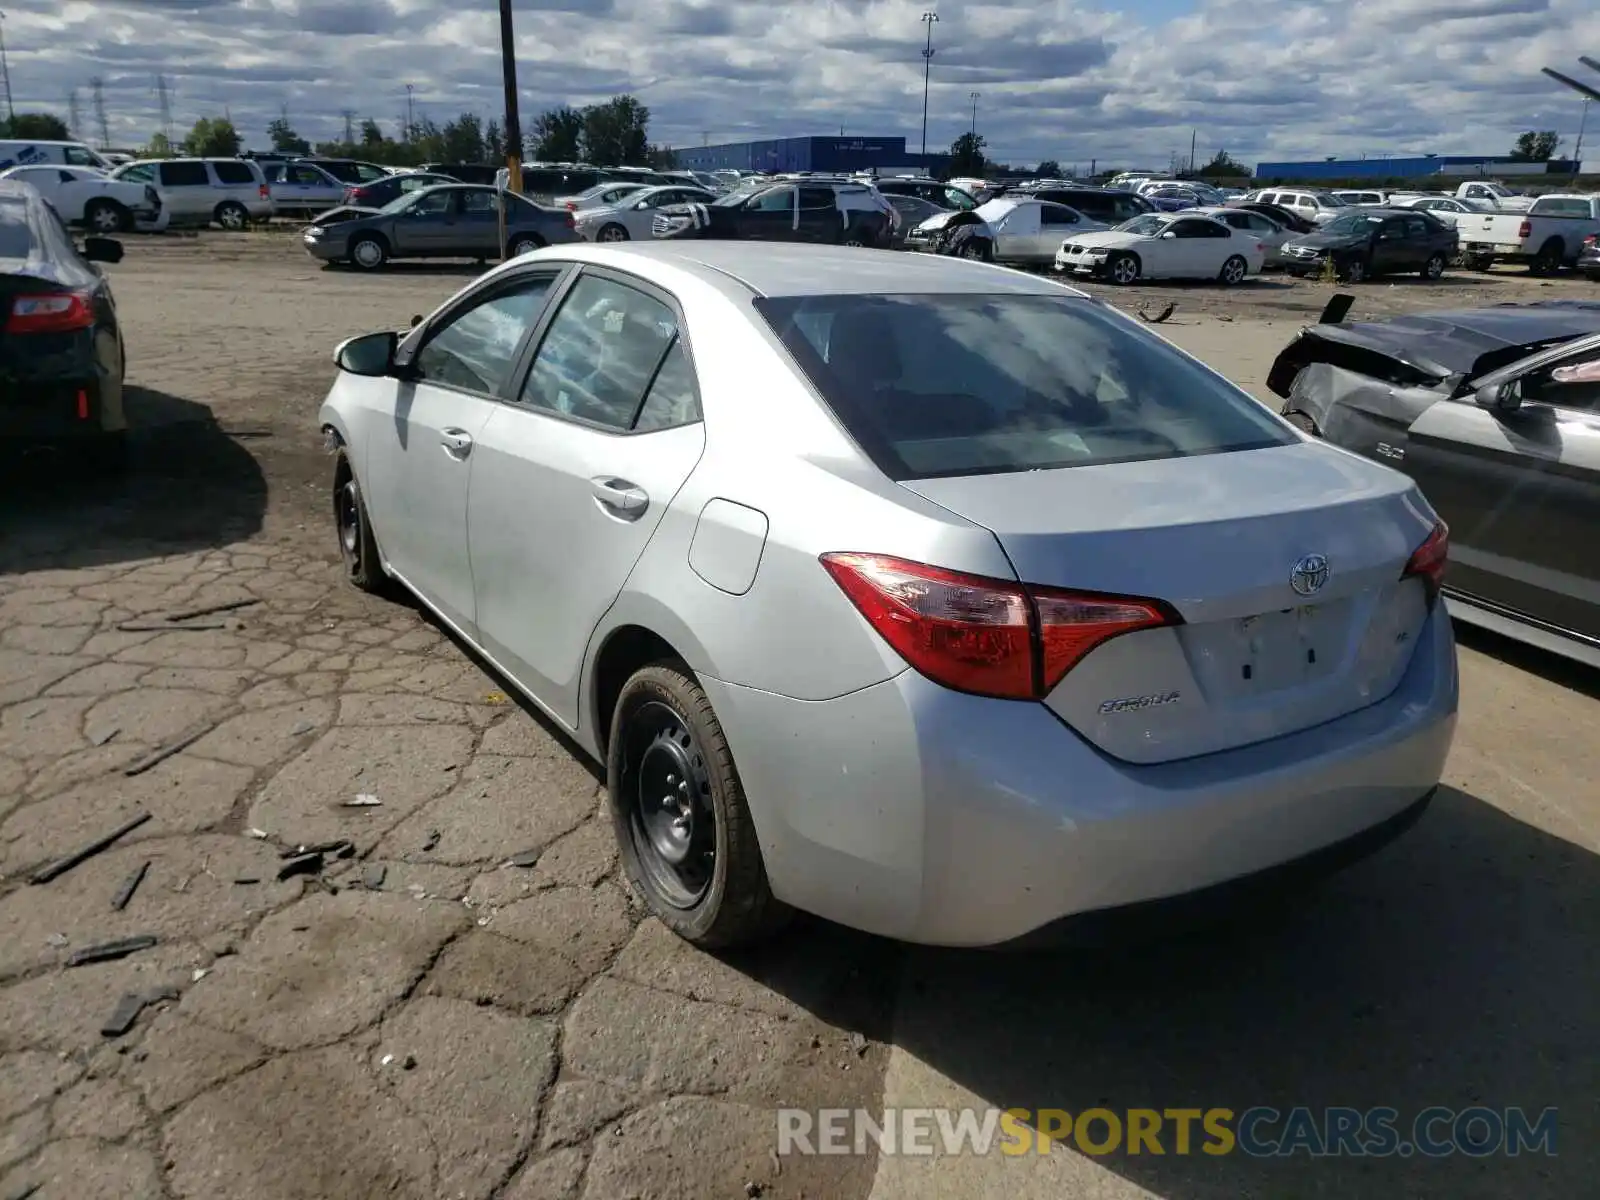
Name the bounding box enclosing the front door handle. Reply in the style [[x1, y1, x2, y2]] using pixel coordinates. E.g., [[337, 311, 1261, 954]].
[[440, 427, 473, 460], [590, 476, 648, 518]]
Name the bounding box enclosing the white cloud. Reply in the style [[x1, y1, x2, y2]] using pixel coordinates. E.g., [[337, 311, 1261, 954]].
[[3, 0, 1596, 167]]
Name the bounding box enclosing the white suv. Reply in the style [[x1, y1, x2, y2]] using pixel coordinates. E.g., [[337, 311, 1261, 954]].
[[109, 158, 275, 229]]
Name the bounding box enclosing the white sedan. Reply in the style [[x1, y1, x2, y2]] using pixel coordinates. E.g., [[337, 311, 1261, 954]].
[[572, 185, 717, 242], [1055, 211, 1265, 284], [0, 163, 166, 233], [910, 196, 1106, 265]]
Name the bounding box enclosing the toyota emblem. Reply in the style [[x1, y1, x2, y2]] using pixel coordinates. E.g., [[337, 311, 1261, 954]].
[[1290, 554, 1330, 597]]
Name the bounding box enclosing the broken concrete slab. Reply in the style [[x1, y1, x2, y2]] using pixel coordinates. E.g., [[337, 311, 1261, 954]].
[[0, 1051, 83, 1122], [502, 1145, 587, 1200], [0, 1137, 164, 1200], [120, 1011, 266, 1114], [421, 932, 587, 1017], [580, 1097, 780, 1200], [539, 1078, 641, 1150], [531, 819, 618, 891], [489, 884, 635, 976], [186, 699, 336, 768]]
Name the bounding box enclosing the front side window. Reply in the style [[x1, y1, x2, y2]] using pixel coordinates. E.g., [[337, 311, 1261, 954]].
[[413, 279, 556, 394], [755, 293, 1294, 480], [159, 161, 210, 188], [749, 187, 795, 213], [462, 190, 497, 214], [1120, 214, 1170, 236], [117, 164, 155, 184], [407, 189, 456, 216], [520, 275, 680, 429]]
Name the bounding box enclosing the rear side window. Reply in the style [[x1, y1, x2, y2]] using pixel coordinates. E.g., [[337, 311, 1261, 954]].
[[63, 146, 103, 167], [159, 161, 211, 187], [212, 161, 256, 185], [0, 199, 36, 259], [755, 294, 1294, 479]]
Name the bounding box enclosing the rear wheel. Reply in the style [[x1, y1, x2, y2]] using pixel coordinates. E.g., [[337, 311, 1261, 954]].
[[1530, 239, 1564, 276], [595, 223, 629, 243], [214, 201, 249, 231], [1107, 252, 1140, 284], [507, 233, 544, 256], [1218, 254, 1248, 285], [1421, 252, 1447, 280], [607, 662, 789, 949], [333, 451, 388, 593], [85, 200, 131, 234]]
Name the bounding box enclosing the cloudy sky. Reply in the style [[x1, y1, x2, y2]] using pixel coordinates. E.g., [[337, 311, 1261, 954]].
[[4, 0, 1597, 168]]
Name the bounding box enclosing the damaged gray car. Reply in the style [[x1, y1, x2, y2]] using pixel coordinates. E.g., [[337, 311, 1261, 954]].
[[1269, 295, 1600, 668]]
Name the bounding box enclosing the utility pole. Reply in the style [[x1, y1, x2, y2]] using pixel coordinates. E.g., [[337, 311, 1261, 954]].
[[969, 91, 979, 137], [68, 88, 82, 141], [405, 83, 414, 139], [155, 75, 173, 144], [496, 0, 523, 194], [1576, 96, 1591, 168], [919, 11, 938, 157], [0, 11, 15, 129], [1188, 128, 1197, 175], [90, 77, 110, 149], [342, 109, 355, 145]]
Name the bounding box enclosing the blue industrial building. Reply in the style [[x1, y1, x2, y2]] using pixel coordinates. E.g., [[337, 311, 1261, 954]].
[[677, 135, 949, 176], [1252, 154, 1552, 180]]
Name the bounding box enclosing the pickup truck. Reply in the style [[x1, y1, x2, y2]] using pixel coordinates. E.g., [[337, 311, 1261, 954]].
[[1458, 194, 1600, 274], [1452, 180, 1534, 211]]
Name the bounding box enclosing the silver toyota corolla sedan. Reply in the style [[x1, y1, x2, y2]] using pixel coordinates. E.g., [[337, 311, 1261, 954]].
[[318, 243, 1459, 949]]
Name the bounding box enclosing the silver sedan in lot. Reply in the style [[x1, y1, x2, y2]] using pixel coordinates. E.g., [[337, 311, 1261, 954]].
[[318, 243, 1458, 949]]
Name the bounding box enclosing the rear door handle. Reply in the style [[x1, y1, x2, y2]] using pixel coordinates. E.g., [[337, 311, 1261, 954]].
[[440, 427, 473, 459], [590, 476, 648, 518]]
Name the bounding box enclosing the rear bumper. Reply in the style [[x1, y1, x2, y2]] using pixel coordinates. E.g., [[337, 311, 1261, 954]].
[[0, 374, 122, 440], [703, 603, 1457, 946]]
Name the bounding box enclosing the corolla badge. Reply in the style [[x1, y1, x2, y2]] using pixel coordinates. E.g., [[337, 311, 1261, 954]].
[[1290, 553, 1331, 597]]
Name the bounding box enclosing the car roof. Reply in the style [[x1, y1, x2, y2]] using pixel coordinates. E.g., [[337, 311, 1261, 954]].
[[539, 242, 1090, 300]]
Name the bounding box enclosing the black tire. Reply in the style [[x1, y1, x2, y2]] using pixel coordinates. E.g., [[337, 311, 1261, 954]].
[[507, 233, 544, 256], [1530, 239, 1564, 276], [1464, 255, 1493, 272], [84, 199, 131, 234], [348, 234, 389, 271], [333, 450, 388, 593], [957, 239, 990, 261], [1421, 253, 1447, 280], [1283, 410, 1319, 436], [1107, 251, 1140, 284], [1218, 254, 1248, 285], [607, 661, 790, 949], [214, 201, 250, 231], [594, 223, 629, 243], [1338, 256, 1368, 284]]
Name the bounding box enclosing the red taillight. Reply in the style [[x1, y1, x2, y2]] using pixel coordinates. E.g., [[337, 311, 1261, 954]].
[[1402, 521, 1449, 604], [1517, 219, 1531, 239], [349, 186, 368, 202], [260, 184, 271, 200], [565, 201, 577, 210], [8, 292, 94, 334], [1584, 234, 1597, 249], [819, 552, 1177, 700]]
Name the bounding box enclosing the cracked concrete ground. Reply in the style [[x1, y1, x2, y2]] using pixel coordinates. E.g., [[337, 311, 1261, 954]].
[[2, 236, 1595, 1200]]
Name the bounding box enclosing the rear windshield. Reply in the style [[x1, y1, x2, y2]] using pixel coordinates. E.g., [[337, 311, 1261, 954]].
[[754, 293, 1294, 480], [212, 161, 256, 185], [0, 200, 36, 259]]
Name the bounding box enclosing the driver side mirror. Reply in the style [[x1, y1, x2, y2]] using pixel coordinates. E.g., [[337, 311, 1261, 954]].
[[1474, 378, 1522, 414], [82, 236, 124, 264], [1160, 230, 1177, 239], [334, 330, 399, 377]]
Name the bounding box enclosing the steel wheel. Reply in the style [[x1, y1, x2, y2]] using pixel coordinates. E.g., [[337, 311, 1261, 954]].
[[596, 224, 629, 243], [215, 202, 248, 231], [1109, 253, 1139, 284], [620, 700, 716, 908], [508, 234, 542, 256], [1341, 257, 1367, 283], [336, 478, 363, 574], [351, 237, 386, 269], [1423, 253, 1447, 280], [87, 201, 127, 233], [1219, 255, 1247, 285]]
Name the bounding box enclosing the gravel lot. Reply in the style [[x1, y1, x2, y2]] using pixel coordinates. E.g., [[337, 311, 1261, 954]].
[[0, 234, 1595, 1200]]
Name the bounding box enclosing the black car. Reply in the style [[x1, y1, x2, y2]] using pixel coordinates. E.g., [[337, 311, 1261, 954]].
[[1580, 233, 1599, 281], [1228, 200, 1316, 235], [341, 171, 459, 209], [874, 177, 979, 211], [650, 181, 894, 247], [296, 158, 392, 185], [1007, 186, 1153, 226], [418, 162, 500, 186], [0, 181, 126, 468], [1280, 208, 1458, 283], [1269, 297, 1600, 667]]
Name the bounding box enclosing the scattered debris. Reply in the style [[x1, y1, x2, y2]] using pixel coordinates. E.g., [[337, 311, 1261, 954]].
[[117, 620, 226, 632], [100, 984, 180, 1038], [421, 830, 441, 852], [30, 811, 152, 885], [1138, 301, 1177, 324], [6, 1181, 42, 1200], [849, 1032, 868, 1057], [89, 725, 120, 747], [344, 793, 383, 807], [45, 933, 69, 949], [381, 1053, 395, 1067], [163, 597, 262, 623], [192, 968, 209, 982], [234, 877, 260, 886], [744, 1182, 763, 1198], [281, 839, 354, 859], [288, 719, 317, 736], [363, 863, 387, 889], [406, 883, 428, 900], [1216, 313, 1234, 322], [124, 720, 217, 776], [111, 861, 151, 911], [67, 935, 158, 968], [508, 849, 540, 869], [484, 691, 508, 705], [402, 1054, 417, 1070], [769, 1148, 781, 1177], [246, 828, 270, 840], [276, 851, 324, 881]]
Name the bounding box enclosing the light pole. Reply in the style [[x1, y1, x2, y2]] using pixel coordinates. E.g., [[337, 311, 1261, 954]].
[[1576, 96, 1591, 169], [0, 12, 15, 129], [919, 12, 938, 157], [404, 83, 414, 139], [969, 91, 979, 137], [497, 0, 523, 195]]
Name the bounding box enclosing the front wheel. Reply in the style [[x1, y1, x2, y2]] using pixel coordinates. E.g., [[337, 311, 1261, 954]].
[[1339, 256, 1368, 284], [1422, 253, 1447, 280], [85, 200, 131, 234], [595, 224, 629, 243], [1218, 255, 1248, 285], [507, 233, 544, 256], [1107, 252, 1140, 284], [333, 451, 388, 593], [607, 662, 789, 949], [349, 235, 388, 270], [214, 201, 249, 231]]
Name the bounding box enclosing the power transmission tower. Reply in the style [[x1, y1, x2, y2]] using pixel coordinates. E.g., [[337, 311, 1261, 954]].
[[68, 88, 83, 140], [155, 74, 174, 144], [342, 109, 355, 145], [90, 77, 111, 149]]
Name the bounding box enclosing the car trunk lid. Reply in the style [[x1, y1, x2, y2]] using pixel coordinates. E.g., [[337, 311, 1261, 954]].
[[900, 442, 1435, 764]]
